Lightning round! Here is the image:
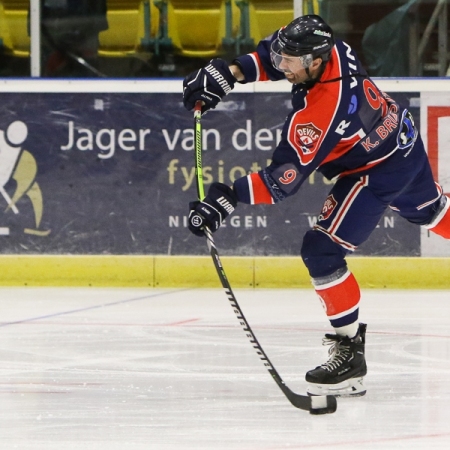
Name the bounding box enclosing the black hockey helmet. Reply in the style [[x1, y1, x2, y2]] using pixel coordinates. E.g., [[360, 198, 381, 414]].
[[271, 15, 334, 69]]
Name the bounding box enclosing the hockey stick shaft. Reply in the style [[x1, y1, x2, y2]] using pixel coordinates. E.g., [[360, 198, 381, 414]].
[[193, 101, 336, 414]]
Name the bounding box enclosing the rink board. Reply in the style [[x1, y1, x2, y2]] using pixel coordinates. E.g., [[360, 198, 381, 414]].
[[0, 79, 449, 286], [0, 255, 448, 289]]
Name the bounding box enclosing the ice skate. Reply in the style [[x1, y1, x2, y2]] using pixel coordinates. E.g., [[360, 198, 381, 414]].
[[306, 323, 367, 397]]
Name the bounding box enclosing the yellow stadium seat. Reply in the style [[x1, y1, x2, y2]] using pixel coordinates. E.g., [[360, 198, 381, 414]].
[[0, 1, 157, 59], [99, 0, 159, 57], [158, 0, 234, 58], [249, 0, 293, 41], [0, 0, 30, 57], [235, 0, 293, 52]]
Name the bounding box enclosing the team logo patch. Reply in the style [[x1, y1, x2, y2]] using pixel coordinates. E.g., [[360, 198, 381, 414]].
[[319, 194, 338, 221], [292, 122, 323, 164], [397, 110, 417, 150]]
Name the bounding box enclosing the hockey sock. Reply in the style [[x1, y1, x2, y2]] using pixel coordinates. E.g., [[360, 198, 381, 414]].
[[333, 322, 359, 338], [313, 270, 361, 336], [427, 195, 450, 239]]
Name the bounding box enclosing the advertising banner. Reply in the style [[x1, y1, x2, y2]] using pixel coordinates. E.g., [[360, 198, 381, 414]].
[[0, 90, 421, 256]]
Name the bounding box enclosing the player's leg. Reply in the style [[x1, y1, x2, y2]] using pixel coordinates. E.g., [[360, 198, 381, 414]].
[[392, 184, 450, 239], [300, 134, 447, 397], [301, 175, 390, 397], [388, 135, 450, 238], [423, 193, 450, 238]]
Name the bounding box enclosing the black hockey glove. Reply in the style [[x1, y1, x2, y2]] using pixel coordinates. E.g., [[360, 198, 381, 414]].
[[189, 182, 238, 237], [183, 59, 236, 113]]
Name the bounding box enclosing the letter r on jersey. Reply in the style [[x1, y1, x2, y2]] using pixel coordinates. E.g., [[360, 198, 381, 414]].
[[335, 120, 351, 136]]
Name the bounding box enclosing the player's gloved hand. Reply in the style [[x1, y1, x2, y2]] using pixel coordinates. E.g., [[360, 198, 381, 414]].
[[189, 182, 238, 236], [183, 59, 236, 113]]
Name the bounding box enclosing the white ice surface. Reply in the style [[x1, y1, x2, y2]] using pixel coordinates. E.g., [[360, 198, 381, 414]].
[[0, 287, 449, 449]]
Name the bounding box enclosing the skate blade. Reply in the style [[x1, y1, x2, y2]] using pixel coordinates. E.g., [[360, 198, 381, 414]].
[[307, 377, 366, 398]]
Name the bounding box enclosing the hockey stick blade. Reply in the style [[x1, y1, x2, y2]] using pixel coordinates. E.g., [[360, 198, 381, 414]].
[[193, 101, 336, 414]]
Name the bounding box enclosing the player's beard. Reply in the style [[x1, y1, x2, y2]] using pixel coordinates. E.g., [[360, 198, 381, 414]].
[[285, 74, 295, 83]]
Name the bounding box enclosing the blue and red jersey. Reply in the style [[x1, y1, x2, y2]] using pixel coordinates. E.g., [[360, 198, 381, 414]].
[[232, 33, 417, 205]]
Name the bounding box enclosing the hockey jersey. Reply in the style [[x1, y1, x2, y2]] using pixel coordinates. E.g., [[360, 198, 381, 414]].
[[232, 34, 417, 205]]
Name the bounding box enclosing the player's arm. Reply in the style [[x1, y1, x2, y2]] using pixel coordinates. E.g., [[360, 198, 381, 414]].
[[232, 110, 321, 205], [231, 33, 287, 83], [232, 141, 311, 205], [188, 138, 311, 237], [182, 30, 284, 113]]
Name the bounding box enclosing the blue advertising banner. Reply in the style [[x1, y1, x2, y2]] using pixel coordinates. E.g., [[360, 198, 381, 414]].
[[0, 90, 420, 256]]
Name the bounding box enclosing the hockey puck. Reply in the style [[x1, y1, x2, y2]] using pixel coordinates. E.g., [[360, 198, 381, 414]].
[[309, 395, 337, 415]]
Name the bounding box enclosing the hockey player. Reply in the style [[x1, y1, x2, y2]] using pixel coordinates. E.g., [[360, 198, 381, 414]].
[[182, 15, 450, 397]]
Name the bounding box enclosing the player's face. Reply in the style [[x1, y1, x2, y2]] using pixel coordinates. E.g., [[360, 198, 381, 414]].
[[277, 53, 313, 84]]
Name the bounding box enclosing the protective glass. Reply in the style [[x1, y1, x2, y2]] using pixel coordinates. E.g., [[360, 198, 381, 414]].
[[270, 39, 313, 72]]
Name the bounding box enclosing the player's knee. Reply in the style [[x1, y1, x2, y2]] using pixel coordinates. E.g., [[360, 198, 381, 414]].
[[301, 230, 347, 278]]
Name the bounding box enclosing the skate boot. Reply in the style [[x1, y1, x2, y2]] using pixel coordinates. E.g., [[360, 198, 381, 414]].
[[306, 323, 367, 397]]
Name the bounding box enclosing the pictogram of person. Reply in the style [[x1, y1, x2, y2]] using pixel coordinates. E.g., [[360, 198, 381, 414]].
[[0, 121, 51, 236]]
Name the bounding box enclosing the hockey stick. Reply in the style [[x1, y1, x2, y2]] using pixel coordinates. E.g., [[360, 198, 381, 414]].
[[193, 101, 337, 414]]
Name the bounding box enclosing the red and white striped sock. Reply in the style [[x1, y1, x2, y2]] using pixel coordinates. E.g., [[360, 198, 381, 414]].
[[314, 270, 361, 338]]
